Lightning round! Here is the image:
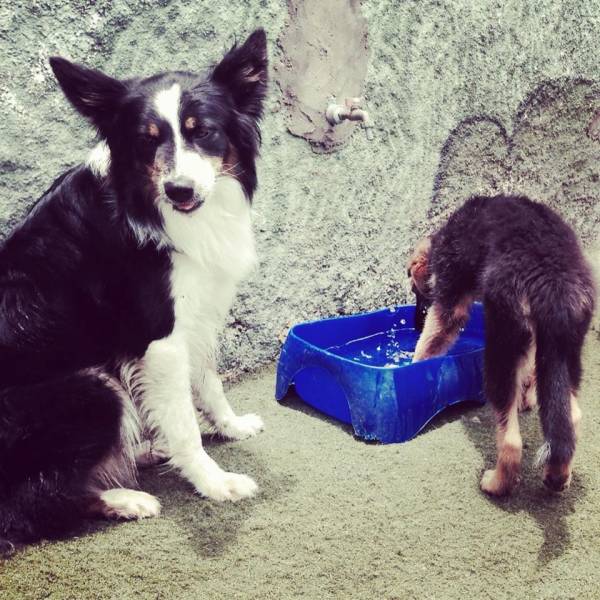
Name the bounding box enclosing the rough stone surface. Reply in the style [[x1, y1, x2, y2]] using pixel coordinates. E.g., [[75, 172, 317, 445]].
[[0, 1, 599, 378], [275, 0, 370, 152]]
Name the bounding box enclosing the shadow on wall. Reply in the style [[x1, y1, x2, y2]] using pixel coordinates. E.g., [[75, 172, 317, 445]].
[[427, 77, 600, 247], [427, 79, 599, 563]]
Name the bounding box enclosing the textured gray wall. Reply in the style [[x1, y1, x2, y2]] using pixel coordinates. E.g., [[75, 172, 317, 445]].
[[1, 1, 598, 378]]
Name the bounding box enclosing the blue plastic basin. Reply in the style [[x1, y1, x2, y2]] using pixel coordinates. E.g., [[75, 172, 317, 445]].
[[275, 304, 485, 443]]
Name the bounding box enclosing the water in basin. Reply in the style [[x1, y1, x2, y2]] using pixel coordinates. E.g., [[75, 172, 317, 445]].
[[327, 328, 482, 368]]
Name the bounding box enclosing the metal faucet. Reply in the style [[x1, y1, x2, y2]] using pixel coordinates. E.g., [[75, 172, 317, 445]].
[[326, 96, 374, 140]]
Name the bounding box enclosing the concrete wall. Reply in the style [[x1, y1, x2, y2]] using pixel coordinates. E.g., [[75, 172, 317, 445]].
[[1, 1, 598, 377]]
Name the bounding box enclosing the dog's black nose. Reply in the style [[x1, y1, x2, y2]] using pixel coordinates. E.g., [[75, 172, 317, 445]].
[[164, 178, 195, 204]]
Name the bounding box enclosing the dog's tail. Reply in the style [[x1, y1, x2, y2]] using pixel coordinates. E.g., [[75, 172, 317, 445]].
[[0, 372, 124, 550], [532, 268, 594, 492], [535, 326, 577, 491]]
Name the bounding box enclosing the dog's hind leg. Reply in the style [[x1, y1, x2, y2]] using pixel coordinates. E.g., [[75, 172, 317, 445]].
[[134, 440, 169, 468], [0, 372, 136, 543], [518, 336, 537, 412], [413, 297, 472, 361], [537, 325, 587, 492], [566, 325, 586, 444], [74, 370, 162, 521], [480, 302, 531, 496], [480, 398, 522, 496], [569, 394, 582, 445], [86, 488, 160, 520]]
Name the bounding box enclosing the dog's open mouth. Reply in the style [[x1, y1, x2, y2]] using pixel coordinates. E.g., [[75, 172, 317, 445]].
[[171, 199, 203, 213]]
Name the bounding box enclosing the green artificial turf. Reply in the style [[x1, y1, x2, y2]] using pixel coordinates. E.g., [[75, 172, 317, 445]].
[[2, 336, 600, 600]]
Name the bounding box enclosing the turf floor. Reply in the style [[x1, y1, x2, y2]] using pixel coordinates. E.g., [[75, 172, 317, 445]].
[[2, 336, 600, 599]]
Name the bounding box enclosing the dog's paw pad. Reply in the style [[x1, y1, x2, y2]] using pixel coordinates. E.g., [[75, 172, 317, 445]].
[[199, 472, 258, 502], [518, 383, 537, 412], [223, 472, 258, 501], [543, 469, 572, 492], [99, 489, 161, 520], [480, 469, 504, 496], [219, 414, 265, 440]]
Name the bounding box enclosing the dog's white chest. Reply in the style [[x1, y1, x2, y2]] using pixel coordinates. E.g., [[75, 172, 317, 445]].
[[165, 180, 257, 354]]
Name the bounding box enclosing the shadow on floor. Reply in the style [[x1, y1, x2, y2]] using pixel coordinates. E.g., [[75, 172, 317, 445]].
[[138, 443, 297, 559], [279, 385, 483, 443], [282, 384, 586, 566], [68, 437, 298, 561], [416, 399, 482, 437], [461, 405, 586, 566], [277, 387, 357, 437]]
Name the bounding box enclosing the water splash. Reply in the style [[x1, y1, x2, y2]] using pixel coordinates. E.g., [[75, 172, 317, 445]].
[[327, 327, 481, 368]]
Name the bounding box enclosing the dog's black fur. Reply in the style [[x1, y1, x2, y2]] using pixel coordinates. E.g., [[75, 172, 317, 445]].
[[0, 29, 267, 551], [408, 194, 596, 495]]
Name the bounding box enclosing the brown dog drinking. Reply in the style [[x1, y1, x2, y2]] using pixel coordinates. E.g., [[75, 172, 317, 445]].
[[408, 195, 596, 496]]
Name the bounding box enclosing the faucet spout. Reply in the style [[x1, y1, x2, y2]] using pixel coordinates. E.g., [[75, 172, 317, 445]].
[[326, 96, 374, 140]]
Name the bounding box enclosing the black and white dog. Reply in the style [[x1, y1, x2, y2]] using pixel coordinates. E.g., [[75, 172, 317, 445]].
[[408, 195, 596, 496], [0, 29, 268, 548]]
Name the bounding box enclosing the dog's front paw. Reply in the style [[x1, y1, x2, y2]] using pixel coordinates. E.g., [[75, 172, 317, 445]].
[[199, 471, 258, 502], [480, 469, 505, 496], [218, 413, 265, 440], [480, 468, 517, 496]]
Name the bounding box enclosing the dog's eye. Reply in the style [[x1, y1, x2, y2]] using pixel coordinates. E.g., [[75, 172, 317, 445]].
[[142, 122, 161, 145], [183, 116, 215, 140], [193, 127, 210, 139], [191, 125, 215, 140]]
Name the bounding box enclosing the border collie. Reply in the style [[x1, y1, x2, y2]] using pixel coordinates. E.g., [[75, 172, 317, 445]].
[[407, 195, 596, 496], [0, 29, 268, 551]]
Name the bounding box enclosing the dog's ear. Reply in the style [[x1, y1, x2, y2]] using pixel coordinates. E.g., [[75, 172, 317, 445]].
[[49, 57, 126, 133], [408, 237, 433, 297], [211, 28, 268, 120]]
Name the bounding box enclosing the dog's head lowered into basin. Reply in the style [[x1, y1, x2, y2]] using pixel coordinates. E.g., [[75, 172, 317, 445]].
[[407, 236, 433, 331], [49, 29, 267, 248]]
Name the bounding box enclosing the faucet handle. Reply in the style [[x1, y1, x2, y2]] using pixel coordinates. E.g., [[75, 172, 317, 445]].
[[344, 97, 364, 110], [325, 96, 344, 125]]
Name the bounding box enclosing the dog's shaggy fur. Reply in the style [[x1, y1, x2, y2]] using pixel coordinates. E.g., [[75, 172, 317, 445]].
[[0, 29, 268, 551], [408, 195, 596, 496]]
